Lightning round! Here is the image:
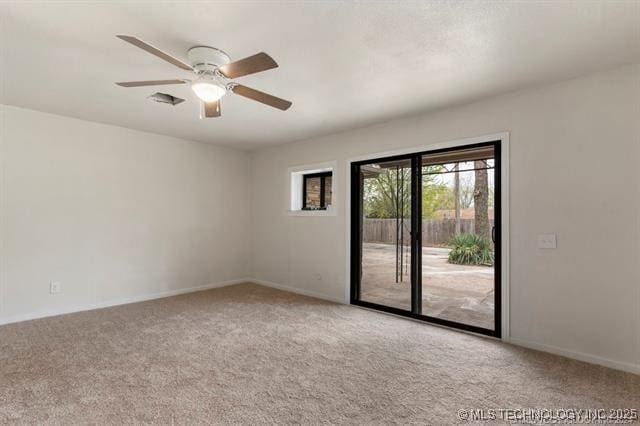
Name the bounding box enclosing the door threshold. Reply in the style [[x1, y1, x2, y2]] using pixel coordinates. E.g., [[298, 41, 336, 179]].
[[350, 300, 501, 340]]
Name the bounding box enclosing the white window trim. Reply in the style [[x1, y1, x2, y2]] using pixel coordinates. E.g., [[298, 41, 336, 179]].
[[288, 161, 337, 216], [344, 132, 510, 340]]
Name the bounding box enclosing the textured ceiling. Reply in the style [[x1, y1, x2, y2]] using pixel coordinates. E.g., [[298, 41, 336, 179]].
[[1, 1, 639, 150]]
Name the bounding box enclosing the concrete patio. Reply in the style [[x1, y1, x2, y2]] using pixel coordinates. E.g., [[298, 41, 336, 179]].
[[361, 243, 495, 330]]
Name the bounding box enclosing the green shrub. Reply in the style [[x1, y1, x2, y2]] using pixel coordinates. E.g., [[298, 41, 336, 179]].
[[448, 233, 494, 266]]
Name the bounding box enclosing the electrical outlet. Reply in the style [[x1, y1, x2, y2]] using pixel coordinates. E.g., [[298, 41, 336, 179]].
[[537, 234, 557, 249], [50, 281, 61, 294]]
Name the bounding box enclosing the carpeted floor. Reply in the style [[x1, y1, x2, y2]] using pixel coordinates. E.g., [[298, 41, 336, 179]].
[[0, 283, 638, 424]]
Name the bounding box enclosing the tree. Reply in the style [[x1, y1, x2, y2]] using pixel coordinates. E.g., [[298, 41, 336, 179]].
[[364, 167, 411, 219], [474, 160, 490, 239], [363, 165, 452, 219], [454, 163, 460, 234], [421, 165, 454, 218], [422, 182, 453, 218], [458, 173, 475, 209]]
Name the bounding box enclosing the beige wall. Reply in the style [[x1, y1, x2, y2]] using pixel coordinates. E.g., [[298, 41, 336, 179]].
[[0, 105, 250, 323], [248, 64, 640, 373]]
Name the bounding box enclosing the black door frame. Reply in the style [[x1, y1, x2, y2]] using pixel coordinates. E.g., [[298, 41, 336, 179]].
[[350, 140, 502, 338]]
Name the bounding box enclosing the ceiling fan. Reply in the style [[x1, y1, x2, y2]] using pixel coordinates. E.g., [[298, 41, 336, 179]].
[[114, 35, 292, 118]]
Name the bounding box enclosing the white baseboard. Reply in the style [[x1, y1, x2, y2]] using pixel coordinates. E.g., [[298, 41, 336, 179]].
[[3, 278, 636, 376], [248, 278, 347, 304], [0, 278, 250, 326], [248, 278, 638, 375], [507, 337, 639, 375]]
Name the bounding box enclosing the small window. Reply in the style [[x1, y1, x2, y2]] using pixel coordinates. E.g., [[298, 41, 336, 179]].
[[302, 172, 332, 210], [288, 162, 336, 216]]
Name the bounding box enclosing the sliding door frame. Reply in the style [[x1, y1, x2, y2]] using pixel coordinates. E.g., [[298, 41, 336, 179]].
[[349, 139, 503, 338]]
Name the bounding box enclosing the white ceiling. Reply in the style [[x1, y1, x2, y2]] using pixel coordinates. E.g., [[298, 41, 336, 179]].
[[1, 2, 639, 150]]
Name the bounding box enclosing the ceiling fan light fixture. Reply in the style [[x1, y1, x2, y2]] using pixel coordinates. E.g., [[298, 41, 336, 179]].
[[115, 36, 292, 118], [191, 74, 227, 102]]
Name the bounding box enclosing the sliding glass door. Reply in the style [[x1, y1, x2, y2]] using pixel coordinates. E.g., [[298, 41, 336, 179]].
[[351, 141, 501, 337], [357, 158, 413, 311]]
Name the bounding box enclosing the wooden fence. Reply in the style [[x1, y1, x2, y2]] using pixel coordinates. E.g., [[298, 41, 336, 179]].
[[363, 218, 495, 247]]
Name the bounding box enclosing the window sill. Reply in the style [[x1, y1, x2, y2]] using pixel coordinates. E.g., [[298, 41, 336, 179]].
[[287, 208, 336, 217]]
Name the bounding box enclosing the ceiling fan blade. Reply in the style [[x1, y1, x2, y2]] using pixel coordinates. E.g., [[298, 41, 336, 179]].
[[204, 100, 221, 118], [218, 52, 278, 79], [116, 35, 193, 71], [115, 79, 186, 87], [231, 84, 292, 111]]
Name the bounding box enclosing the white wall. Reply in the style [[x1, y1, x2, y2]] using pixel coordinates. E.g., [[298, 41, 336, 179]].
[[1, 65, 638, 374], [0, 105, 250, 324], [248, 64, 640, 373]]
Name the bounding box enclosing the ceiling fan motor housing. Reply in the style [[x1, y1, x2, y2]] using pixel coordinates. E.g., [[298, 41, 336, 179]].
[[115, 35, 292, 114], [187, 46, 231, 72]]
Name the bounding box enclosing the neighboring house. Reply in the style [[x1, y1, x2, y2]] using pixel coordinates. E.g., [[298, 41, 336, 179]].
[[434, 207, 495, 220]]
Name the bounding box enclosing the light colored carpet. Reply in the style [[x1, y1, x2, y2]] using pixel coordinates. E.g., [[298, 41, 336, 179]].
[[0, 283, 638, 424]]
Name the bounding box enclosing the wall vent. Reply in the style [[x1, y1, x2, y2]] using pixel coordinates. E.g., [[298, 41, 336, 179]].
[[148, 92, 185, 106]]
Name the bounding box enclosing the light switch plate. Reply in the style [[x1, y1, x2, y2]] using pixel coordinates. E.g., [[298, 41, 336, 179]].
[[538, 234, 557, 249], [50, 281, 61, 294]]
